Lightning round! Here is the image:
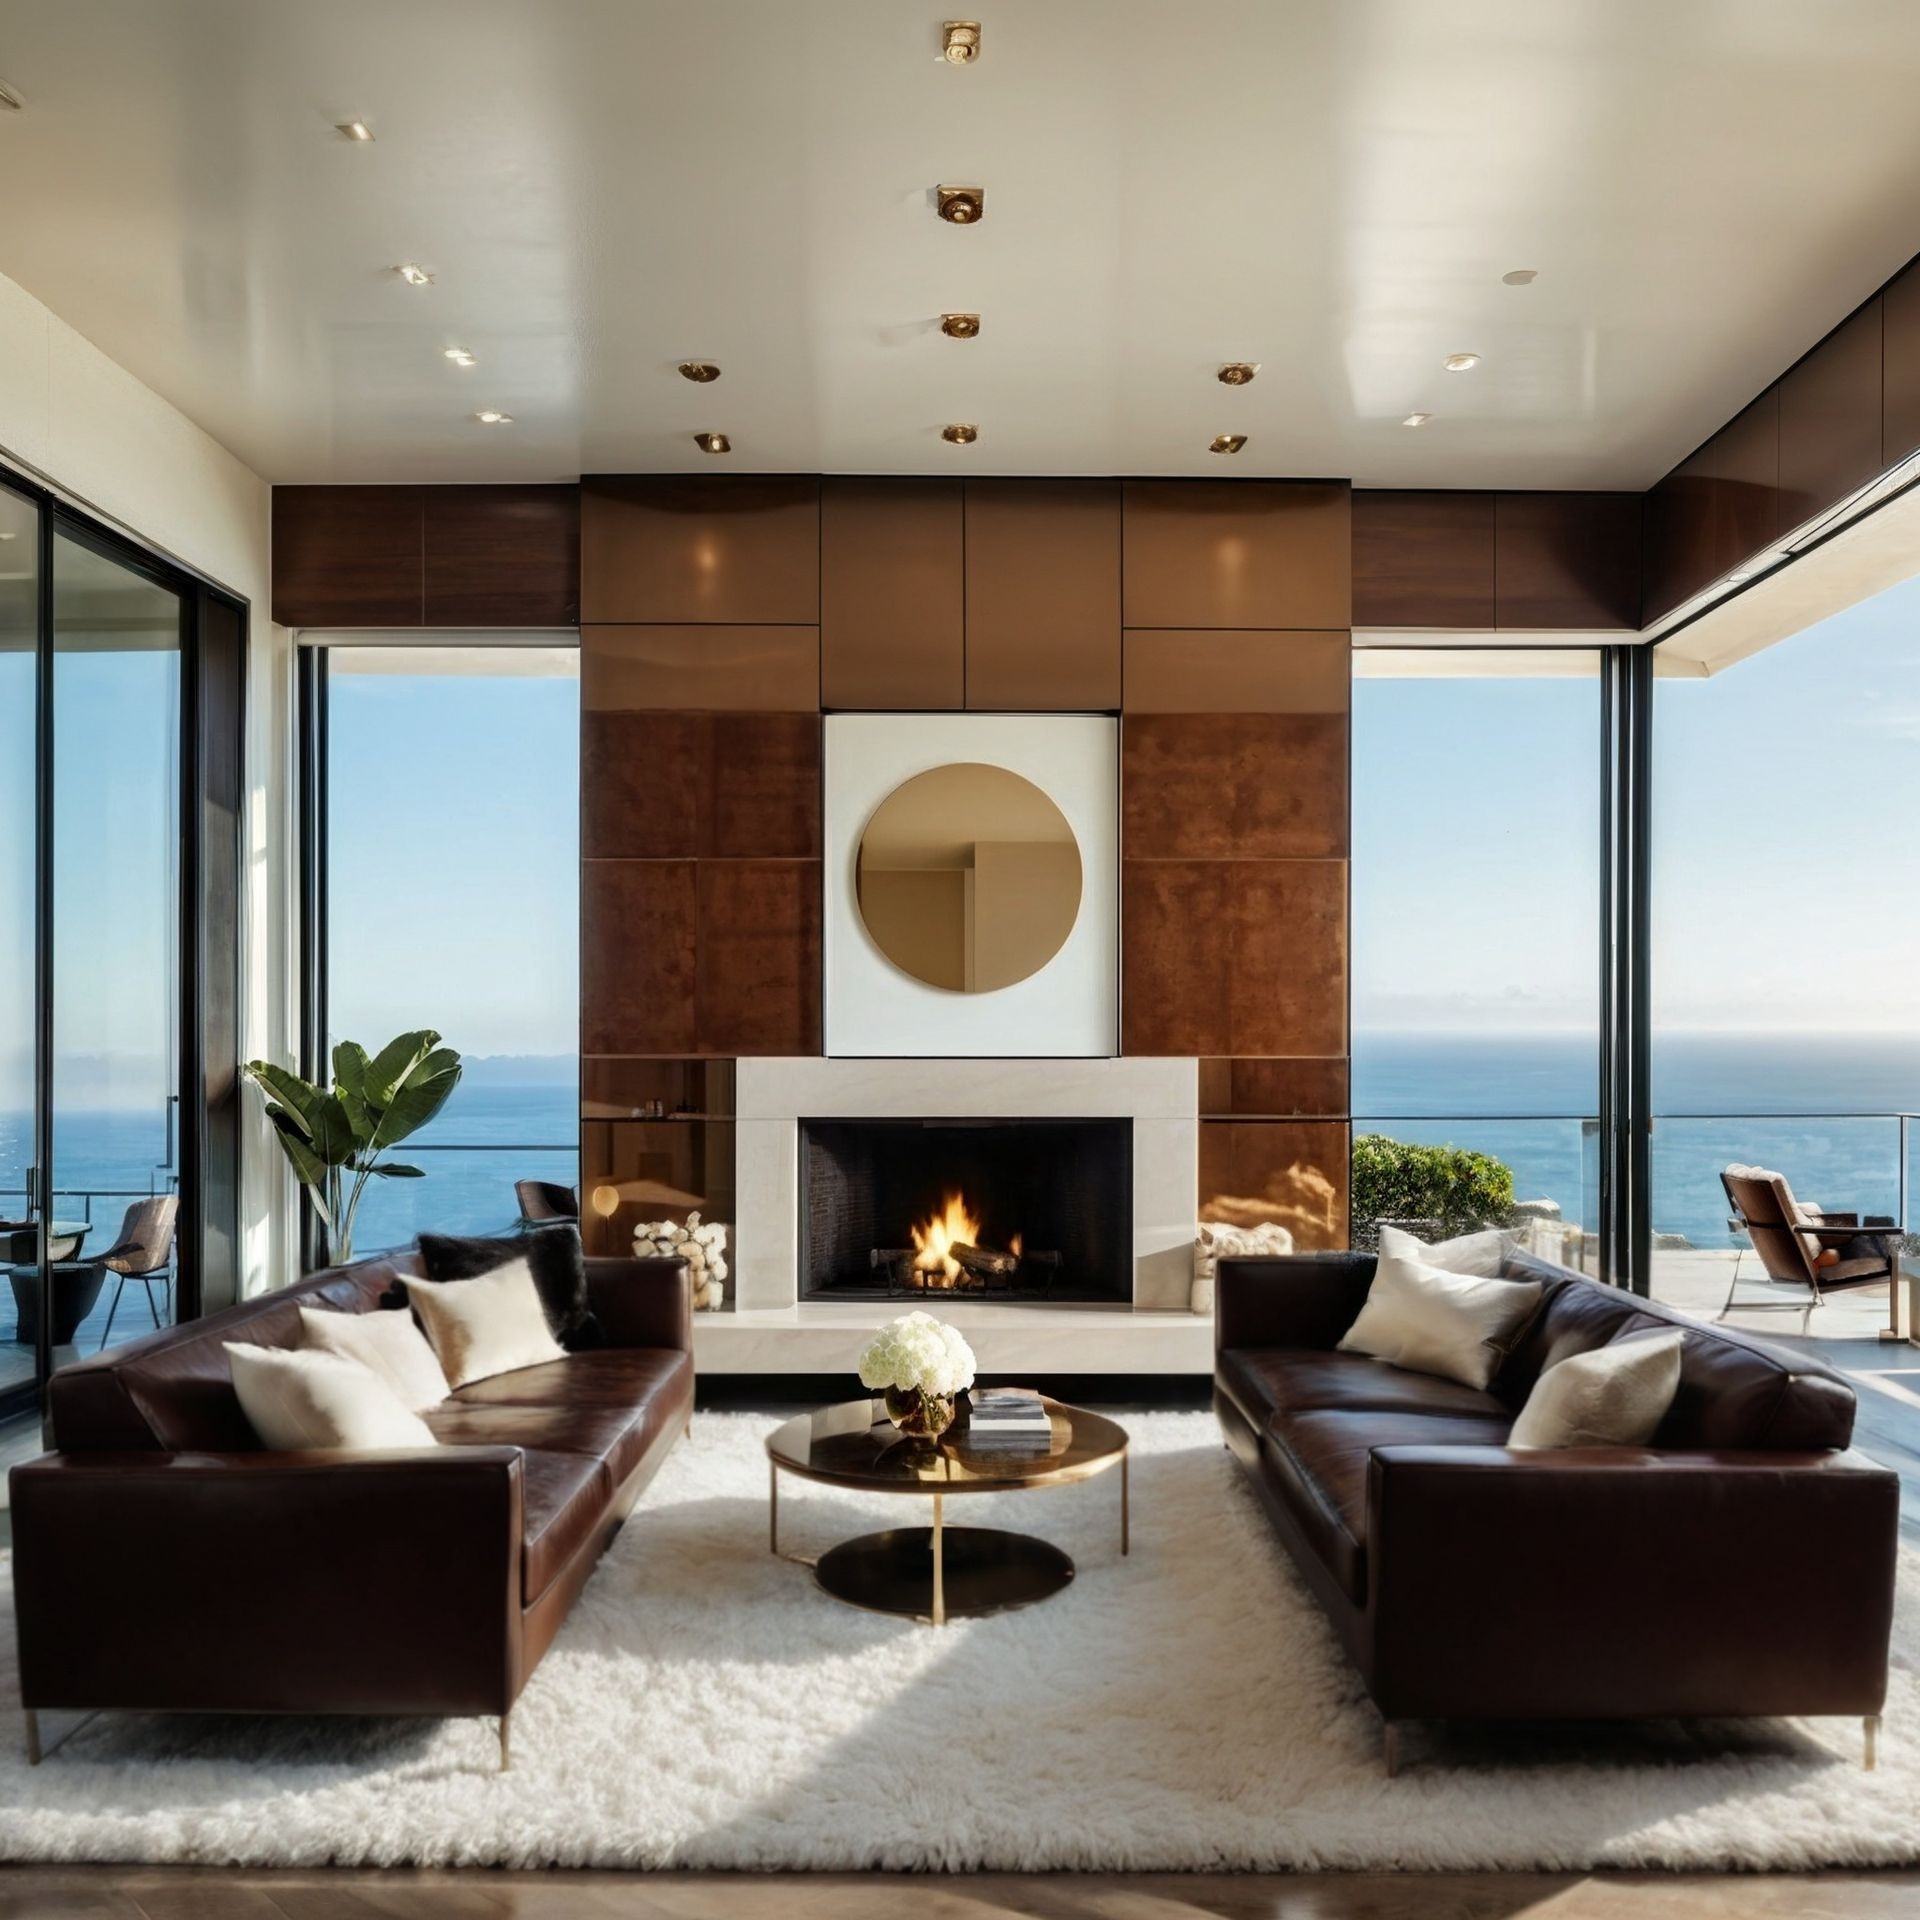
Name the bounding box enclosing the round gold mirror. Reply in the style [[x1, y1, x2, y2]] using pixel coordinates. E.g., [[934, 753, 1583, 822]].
[[855, 763, 1082, 993]]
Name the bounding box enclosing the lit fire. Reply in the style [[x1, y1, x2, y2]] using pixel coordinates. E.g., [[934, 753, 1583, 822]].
[[911, 1192, 980, 1287]]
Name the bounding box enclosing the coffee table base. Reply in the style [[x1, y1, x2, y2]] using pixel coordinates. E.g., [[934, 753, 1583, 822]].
[[814, 1525, 1073, 1623]]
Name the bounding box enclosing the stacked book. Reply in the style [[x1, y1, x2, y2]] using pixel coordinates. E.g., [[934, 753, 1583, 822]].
[[964, 1389, 1055, 1452]]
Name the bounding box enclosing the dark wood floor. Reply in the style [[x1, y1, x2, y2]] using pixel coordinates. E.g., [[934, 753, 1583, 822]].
[[0, 1869, 1916, 1919]]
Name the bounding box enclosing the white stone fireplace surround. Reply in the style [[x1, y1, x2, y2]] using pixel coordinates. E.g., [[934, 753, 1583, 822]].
[[690, 1055, 1214, 1375]]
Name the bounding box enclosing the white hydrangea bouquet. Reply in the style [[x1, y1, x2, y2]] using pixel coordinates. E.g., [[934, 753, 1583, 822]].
[[632, 1210, 728, 1311], [856, 1310, 977, 1440]]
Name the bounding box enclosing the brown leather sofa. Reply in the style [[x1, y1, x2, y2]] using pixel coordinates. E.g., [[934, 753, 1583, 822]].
[[10, 1246, 693, 1770], [1215, 1249, 1900, 1772]]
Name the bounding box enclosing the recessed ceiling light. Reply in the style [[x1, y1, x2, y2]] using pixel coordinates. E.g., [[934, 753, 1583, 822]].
[[1403, 412, 1432, 427], [0, 81, 26, 112], [443, 347, 476, 368], [1210, 433, 1248, 455], [1217, 363, 1258, 386], [940, 313, 982, 340], [694, 431, 731, 454], [336, 120, 374, 142], [394, 263, 433, 287], [678, 361, 722, 383], [937, 185, 985, 225], [942, 423, 979, 445], [1443, 352, 1481, 372], [475, 409, 513, 425], [1501, 268, 1537, 286], [942, 21, 981, 63]]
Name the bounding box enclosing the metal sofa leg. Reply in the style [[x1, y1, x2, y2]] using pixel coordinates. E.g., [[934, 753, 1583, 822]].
[[1382, 1720, 1400, 1778], [1714, 1250, 1744, 1323], [499, 1710, 512, 1772], [1865, 1713, 1881, 1771], [23, 1709, 39, 1767]]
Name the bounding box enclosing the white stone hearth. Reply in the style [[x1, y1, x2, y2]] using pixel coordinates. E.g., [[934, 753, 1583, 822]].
[[709, 1057, 1203, 1372]]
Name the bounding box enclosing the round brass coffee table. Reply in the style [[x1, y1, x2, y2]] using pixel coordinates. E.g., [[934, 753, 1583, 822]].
[[765, 1393, 1129, 1626]]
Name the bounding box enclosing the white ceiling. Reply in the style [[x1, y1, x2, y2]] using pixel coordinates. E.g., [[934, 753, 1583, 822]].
[[2, 0, 1920, 487]]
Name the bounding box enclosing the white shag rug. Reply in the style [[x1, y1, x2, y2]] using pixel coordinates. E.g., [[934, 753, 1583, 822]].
[[1, 1410, 1917, 1871]]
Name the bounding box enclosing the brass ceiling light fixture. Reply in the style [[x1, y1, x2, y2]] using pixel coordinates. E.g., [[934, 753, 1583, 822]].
[[335, 119, 374, 142], [1217, 363, 1258, 386], [1501, 268, 1538, 286], [937, 185, 985, 225], [940, 313, 982, 339], [942, 423, 979, 445], [1210, 433, 1248, 455], [694, 431, 732, 454], [1442, 351, 1481, 372], [677, 361, 722, 382], [942, 21, 981, 63], [0, 81, 25, 110]]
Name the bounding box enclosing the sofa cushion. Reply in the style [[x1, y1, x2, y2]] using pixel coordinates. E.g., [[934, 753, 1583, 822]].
[[1264, 1407, 1516, 1604], [1495, 1267, 1660, 1404], [516, 1449, 615, 1604], [425, 1401, 653, 1482], [1264, 1407, 1515, 1604], [1218, 1348, 1507, 1429], [418, 1225, 601, 1349], [453, 1348, 693, 1415]]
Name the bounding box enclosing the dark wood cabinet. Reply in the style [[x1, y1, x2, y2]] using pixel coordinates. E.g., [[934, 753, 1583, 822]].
[[271, 486, 424, 627], [964, 479, 1121, 709], [1776, 298, 1884, 539], [423, 485, 578, 627], [1123, 480, 1351, 630], [581, 476, 820, 625], [583, 626, 819, 712], [1199, 1120, 1350, 1249], [1493, 492, 1641, 629], [821, 480, 965, 709], [1351, 491, 1496, 628]]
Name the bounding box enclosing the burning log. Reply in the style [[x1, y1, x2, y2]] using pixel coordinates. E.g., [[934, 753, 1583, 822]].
[[953, 1241, 1017, 1280]]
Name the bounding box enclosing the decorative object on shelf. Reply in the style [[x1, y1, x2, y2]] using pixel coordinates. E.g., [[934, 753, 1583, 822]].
[[632, 1210, 729, 1310], [856, 1310, 977, 1440], [245, 1031, 462, 1264], [1190, 1220, 1295, 1314]]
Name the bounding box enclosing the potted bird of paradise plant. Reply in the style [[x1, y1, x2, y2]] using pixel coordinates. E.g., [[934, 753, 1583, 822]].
[[245, 1030, 463, 1265]]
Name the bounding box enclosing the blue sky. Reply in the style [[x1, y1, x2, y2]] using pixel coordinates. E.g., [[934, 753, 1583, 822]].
[[326, 660, 579, 1062]]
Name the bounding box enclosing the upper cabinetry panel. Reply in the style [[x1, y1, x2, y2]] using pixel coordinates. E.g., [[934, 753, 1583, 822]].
[[580, 476, 820, 625]]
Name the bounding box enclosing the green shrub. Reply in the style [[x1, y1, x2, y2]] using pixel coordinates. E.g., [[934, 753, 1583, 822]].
[[1351, 1133, 1515, 1247]]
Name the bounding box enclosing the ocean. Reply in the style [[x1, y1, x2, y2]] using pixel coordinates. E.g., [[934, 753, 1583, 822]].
[[2, 1034, 1916, 1259]]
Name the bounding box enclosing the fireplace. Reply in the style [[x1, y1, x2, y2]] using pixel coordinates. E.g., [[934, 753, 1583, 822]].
[[799, 1117, 1133, 1305]]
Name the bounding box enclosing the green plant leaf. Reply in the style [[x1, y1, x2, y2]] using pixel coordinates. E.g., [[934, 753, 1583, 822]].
[[332, 1041, 378, 1144], [245, 1060, 323, 1139], [264, 1107, 329, 1190], [310, 1092, 360, 1166], [364, 1030, 441, 1107], [369, 1162, 425, 1178], [370, 1047, 462, 1150]]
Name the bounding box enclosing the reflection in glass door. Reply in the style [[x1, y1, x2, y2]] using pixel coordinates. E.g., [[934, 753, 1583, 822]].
[[49, 531, 183, 1365], [0, 484, 41, 1400]]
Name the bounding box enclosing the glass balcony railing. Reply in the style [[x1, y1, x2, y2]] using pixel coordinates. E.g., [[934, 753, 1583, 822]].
[[347, 1140, 580, 1253]]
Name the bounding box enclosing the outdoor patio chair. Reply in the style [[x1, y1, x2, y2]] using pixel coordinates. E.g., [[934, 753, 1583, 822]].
[[1718, 1164, 1901, 1334], [515, 1179, 578, 1224], [95, 1194, 180, 1351]]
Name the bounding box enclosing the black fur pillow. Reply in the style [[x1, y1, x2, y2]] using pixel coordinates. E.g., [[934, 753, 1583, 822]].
[[416, 1224, 604, 1351]]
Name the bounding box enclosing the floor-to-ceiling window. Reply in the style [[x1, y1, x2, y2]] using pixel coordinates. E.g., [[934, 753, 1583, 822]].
[[0, 480, 233, 1413], [1651, 577, 1920, 1333], [316, 644, 579, 1254], [1350, 649, 1603, 1271]]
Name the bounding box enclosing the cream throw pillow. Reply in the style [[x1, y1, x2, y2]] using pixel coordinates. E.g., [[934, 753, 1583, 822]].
[[1509, 1329, 1685, 1450], [225, 1342, 438, 1451], [298, 1304, 450, 1412], [403, 1257, 567, 1390], [1378, 1222, 1509, 1279], [1338, 1249, 1543, 1389]]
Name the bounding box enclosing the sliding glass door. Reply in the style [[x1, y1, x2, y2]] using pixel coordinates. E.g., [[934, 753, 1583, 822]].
[[0, 487, 213, 1417], [0, 484, 40, 1402], [49, 531, 184, 1361]]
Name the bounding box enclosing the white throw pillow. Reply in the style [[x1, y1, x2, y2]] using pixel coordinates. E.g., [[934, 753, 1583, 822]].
[[1378, 1222, 1509, 1279], [225, 1343, 438, 1451], [1338, 1249, 1543, 1389], [402, 1257, 567, 1390], [1508, 1329, 1685, 1450], [298, 1304, 450, 1412]]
